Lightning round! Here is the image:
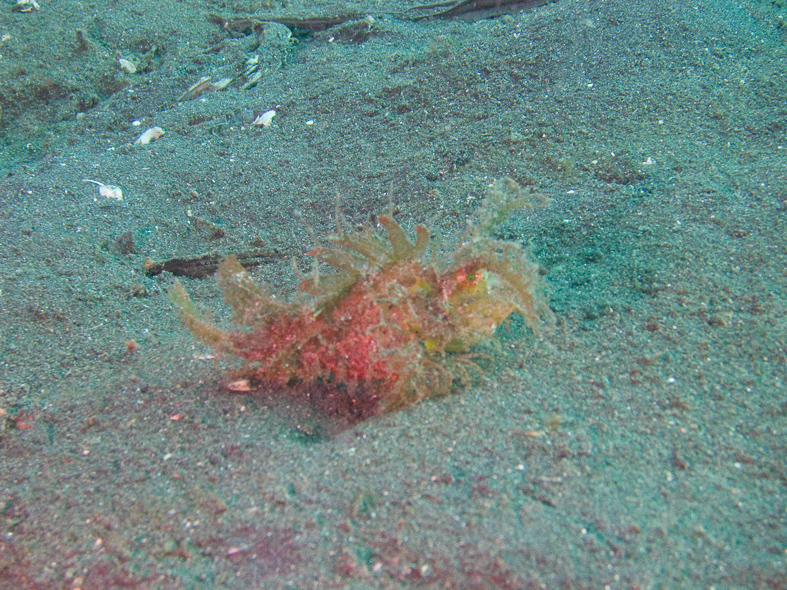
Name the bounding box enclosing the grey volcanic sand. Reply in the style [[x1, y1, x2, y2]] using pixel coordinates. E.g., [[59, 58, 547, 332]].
[[0, 0, 785, 588]]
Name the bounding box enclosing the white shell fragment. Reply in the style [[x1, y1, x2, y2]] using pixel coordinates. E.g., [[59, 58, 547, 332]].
[[83, 179, 123, 201], [212, 77, 232, 91], [227, 379, 252, 392], [252, 110, 276, 127], [134, 126, 165, 145], [14, 0, 40, 13], [118, 58, 136, 74], [241, 70, 263, 91], [178, 76, 234, 101]]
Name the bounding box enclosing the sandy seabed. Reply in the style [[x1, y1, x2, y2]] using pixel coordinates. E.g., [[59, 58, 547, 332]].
[[0, 0, 785, 588]]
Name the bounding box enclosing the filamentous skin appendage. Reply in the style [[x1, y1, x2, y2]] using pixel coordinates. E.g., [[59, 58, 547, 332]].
[[169, 178, 554, 420]]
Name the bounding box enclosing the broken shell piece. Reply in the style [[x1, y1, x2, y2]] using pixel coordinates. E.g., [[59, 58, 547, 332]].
[[252, 110, 275, 127], [118, 58, 137, 73], [241, 70, 263, 91], [83, 179, 123, 200], [135, 126, 165, 145], [227, 379, 252, 392], [13, 0, 40, 12], [178, 76, 212, 101], [177, 76, 234, 101], [212, 77, 233, 91]]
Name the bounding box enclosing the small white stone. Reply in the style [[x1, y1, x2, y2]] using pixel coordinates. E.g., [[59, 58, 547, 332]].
[[134, 126, 164, 145], [252, 110, 275, 127], [118, 58, 136, 74]]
